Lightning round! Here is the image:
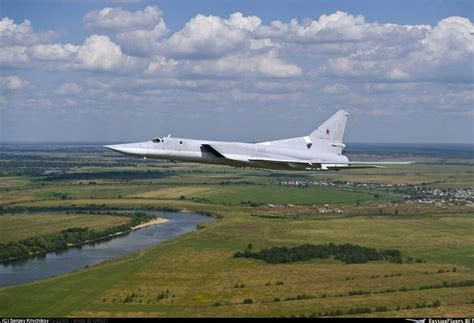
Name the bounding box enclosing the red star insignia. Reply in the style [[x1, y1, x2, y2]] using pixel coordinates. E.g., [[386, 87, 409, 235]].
[[326, 128, 330, 135]]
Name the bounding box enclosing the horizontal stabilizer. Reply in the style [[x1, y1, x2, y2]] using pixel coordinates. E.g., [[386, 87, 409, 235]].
[[323, 161, 412, 170], [249, 158, 411, 171], [345, 161, 412, 165], [323, 164, 384, 170]]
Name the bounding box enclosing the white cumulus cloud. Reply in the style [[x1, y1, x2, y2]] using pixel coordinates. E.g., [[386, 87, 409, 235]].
[[1, 7, 473, 138], [255, 11, 430, 44], [76, 34, 137, 71], [115, 22, 167, 57], [0, 45, 29, 66], [163, 13, 258, 59], [0, 17, 55, 46], [83, 5, 167, 57], [226, 12, 262, 32], [83, 5, 164, 33], [144, 56, 177, 75], [320, 16, 474, 83], [28, 43, 79, 61], [189, 50, 302, 78]]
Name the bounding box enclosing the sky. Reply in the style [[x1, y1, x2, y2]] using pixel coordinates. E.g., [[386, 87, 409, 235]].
[[0, 0, 473, 143]]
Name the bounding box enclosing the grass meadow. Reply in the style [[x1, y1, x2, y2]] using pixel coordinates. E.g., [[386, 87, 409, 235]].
[[0, 147, 472, 317]]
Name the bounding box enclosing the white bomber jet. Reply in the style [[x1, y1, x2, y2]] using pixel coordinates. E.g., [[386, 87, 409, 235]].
[[105, 110, 410, 171]]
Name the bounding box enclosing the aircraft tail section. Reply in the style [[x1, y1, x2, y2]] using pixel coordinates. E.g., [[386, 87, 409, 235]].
[[310, 110, 349, 143]]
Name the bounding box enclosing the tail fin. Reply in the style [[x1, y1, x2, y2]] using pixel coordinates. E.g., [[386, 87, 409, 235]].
[[310, 110, 349, 143]]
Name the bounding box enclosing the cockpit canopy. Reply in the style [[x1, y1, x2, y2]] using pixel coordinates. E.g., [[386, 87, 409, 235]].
[[152, 134, 171, 143]]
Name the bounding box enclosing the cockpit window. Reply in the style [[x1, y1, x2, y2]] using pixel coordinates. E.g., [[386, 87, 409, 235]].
[[152, 138, 161, 143]]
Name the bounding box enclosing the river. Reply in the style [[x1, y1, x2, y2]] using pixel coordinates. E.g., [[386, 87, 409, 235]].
[[0, 211, 214, 288]]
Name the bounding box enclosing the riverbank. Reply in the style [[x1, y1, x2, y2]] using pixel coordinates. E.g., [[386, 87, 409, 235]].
[[0, 215, 169, 264], [132, 217, 169, 230], [66, 217, 169, 248], [0, 211, 214, 288]]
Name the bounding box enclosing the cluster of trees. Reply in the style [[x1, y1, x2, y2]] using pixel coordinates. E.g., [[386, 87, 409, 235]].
[[156, 290, 173, 301], [415, 300, 441, 309], [0, 204, 184, 215], [234, 243, 402, 264], [0, 164, 46, 176], [44, 170, 170, 181], [346, 307, 373, 315], [285, 294, 313, 301], [265, 280, 284, 286], [240, 200, 263, 207], [1, 157, 146, 177], [419, 279, 474, 290], [219, 180, 257, 186], [141, 205, 181, 212], [348, 290, 371, 296], [0, 204, 113, 215], [0, 212, 155, 262], [406, 256, 426, 263], [291, 300, 440, 318], [49, 192, 71, 200], [119, 289, 174, 304], [123, 292, 139, 303]]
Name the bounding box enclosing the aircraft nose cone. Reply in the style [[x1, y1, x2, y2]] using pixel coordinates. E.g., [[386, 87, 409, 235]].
[[103, 143, 146, 156], [103, 144, 138, 155], [103, 144, 125, 153]]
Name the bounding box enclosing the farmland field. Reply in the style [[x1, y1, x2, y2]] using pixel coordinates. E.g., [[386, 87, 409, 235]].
[[0, 143, 472, 317], [0, 213, 129, 243], [131, 185, 376, 205]]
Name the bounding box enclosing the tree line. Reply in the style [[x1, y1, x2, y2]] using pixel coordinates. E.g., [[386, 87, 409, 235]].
[[234, 243, 402, 264], [0, 204, 181, 215], [0, 212, 155, 263], [43, 170, 171, 181]]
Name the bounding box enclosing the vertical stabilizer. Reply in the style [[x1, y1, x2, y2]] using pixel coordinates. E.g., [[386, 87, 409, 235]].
[[310, 110, 349, 143]]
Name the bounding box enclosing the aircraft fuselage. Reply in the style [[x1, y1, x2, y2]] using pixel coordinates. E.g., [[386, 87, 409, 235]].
[[105, 137, 349, 171], [105, 110, 410, 171]]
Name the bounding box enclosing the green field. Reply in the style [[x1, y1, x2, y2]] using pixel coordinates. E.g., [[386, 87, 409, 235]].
[[0, 213, 129, 243], [132, 185, 375, 205], [0, 145, 472, 317], [0, 211, 473, 317]]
